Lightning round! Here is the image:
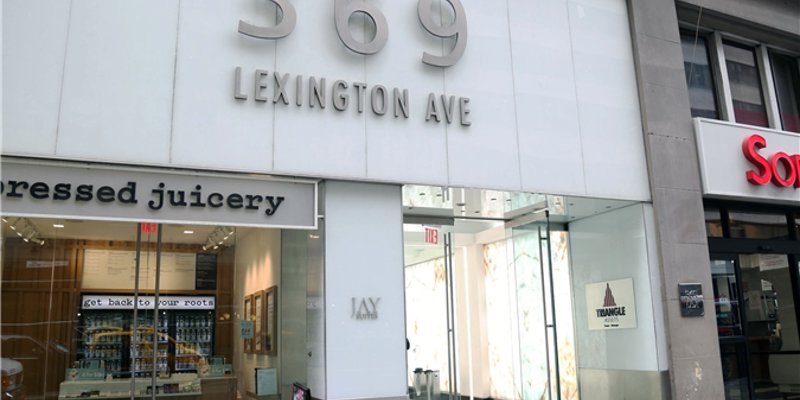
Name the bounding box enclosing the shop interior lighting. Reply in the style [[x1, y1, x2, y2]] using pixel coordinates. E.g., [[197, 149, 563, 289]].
[[4, 217, 45, 246], [202, 226, 235, 251]]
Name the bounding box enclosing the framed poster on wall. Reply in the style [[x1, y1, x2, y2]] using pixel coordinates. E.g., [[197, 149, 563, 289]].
[[265, 286, 278, 356], [244, 295, 253, 353], [253, 290, 265, 354]]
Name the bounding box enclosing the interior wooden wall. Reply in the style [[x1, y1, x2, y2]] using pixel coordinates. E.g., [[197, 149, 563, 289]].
[[1, 236, 234, 400]]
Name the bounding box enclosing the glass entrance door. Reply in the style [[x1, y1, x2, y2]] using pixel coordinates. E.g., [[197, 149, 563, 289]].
[[711, 253, 800, 399], [404, 216, 578, 400]]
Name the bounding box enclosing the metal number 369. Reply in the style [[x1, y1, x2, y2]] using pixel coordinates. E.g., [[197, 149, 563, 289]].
[[238, 0, 468, 67]]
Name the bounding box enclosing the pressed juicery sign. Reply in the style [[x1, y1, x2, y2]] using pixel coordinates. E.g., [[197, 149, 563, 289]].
[[0, 159, 317, 229], [585, 278, 637, 330]]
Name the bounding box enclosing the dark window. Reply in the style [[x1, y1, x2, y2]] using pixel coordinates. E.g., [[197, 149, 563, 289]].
[[681, 33, 719, 119], [723, 42, 769, 127], [728, 210, 789, 240], [770, 52, 800, 133], [705, 207, 724, 237]]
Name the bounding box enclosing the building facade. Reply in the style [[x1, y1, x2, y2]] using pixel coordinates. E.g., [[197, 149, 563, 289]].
[[1, 1, 798, 400], [630, 0, 800, 398]]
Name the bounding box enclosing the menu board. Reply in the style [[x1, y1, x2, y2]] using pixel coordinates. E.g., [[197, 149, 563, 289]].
[[82, 249, 198, 291], [195, 254, 218, 290]]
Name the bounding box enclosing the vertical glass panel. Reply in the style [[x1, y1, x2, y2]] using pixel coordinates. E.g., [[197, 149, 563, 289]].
[[723, 42, 769, 127], [1, 217, 139, 399], [403, 223, 452, 396], [512, 229, 548, 400], [770, 52, 800, 133], [681, 33, 719, 118], [711, 257, 743, 337], [549, 230, 578, 400], [482, 233, 521, 399], [795, 212, 800, 238], [705, 207, 724, 237], [719, 342, 751, 399], [739, 254, 799, 395], [728, 211, 789, 239]]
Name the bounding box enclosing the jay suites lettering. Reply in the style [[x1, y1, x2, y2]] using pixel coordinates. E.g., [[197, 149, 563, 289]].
[[0, 180, 285, 217]]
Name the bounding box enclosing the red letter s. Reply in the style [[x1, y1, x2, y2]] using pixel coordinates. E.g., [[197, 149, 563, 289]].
[[742, 135, 771, 186]]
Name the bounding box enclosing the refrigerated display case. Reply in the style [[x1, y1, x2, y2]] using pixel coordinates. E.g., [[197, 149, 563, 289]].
[[173, 311, 214, 373], [77, 296, 215, 378]]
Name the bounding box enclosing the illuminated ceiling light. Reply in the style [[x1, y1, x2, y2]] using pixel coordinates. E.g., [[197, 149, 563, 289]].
[[53, 224, 65, 228], [183, 230, 194, 234], [202, 226, 234, 251], [9, 218, 44, 245]]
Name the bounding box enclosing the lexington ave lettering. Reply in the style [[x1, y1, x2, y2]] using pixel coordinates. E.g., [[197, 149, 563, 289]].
[[234, 67, 472, 126], [0, 180, 285, 217]]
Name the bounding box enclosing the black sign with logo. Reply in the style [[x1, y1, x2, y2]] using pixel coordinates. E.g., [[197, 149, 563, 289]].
[[679, 283, 705, 317]]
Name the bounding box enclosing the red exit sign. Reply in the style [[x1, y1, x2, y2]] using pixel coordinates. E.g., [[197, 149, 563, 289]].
[[141, 223, 157, 234], [424, 227, 439, 245]]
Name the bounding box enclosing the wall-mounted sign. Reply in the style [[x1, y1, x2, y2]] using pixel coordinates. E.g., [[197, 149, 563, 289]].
[[81, 295, 215, 310], [678, 283, 704, 317], [351, 297, 380, 320], [240, 320, 254, 339], [694, 118, 800, 204], [238, 0, 467, 66], [585, 278, 637, 330], [1, 159, 318, 229], [82, 249, 199, 291], [233, 1, 472, 125]]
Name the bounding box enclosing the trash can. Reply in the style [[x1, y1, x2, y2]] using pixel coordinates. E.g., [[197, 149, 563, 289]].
[[424, 370, 440, 400], [413, 368, 426, 398]]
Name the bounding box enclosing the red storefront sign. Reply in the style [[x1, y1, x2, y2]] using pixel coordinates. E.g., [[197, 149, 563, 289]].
[[742, 134, 800, 188]]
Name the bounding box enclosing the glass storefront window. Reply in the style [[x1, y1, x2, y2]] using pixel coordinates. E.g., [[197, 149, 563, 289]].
[[705, 207, 724, 237], [728, 210, 789, 240], [739, 254, 799, 396], [769, 52, 800, 133], [681, 33, 719, 119], [1, 217, 321, 400], [719, 342, 750, 399], [711, 257, 743, 337], [723, 42, 769, 127]]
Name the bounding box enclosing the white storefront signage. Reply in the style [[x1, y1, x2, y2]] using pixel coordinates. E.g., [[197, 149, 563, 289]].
[[81, 295, 216, 310], [585, 278, 637, 330], [695, 118, 800, 204], [1, 159, 318, 229], [4, 0, 650, 201]]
